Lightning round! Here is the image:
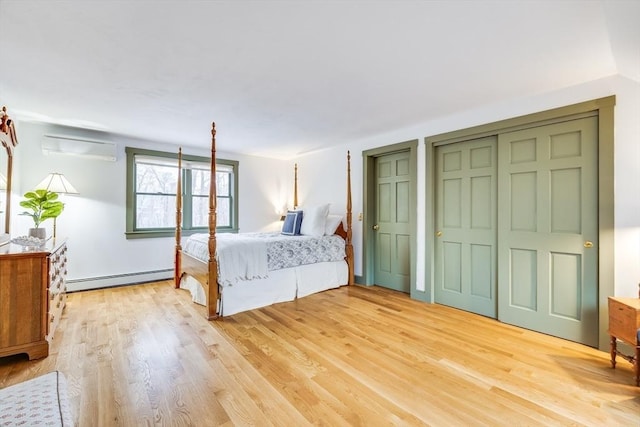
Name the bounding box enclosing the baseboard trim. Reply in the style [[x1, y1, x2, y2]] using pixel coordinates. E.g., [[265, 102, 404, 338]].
[[67, 269, 173, 292]]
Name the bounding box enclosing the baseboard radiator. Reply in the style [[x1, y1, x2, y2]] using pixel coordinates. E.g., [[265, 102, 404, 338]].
[[66, 269, 173, 292]]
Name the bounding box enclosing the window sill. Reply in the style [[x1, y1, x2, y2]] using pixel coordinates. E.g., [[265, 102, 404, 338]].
[[125, 228, 238, 240]]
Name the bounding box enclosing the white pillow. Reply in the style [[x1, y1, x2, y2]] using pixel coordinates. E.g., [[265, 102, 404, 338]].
[[299, 204, 330, 237], [324, 214, 343, 235]]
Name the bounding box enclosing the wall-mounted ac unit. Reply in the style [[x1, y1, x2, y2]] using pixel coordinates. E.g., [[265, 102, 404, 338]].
[[42, 135, 117, 161]]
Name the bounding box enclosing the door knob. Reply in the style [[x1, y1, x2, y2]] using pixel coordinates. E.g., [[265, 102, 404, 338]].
[[436, 231, 442, 237], [584, 241, 593, 248], [372, 224, 379, 230]]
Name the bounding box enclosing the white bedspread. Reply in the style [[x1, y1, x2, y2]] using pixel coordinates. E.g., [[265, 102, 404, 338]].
[[183, 232, 345, 288], [185, 233, 268, 287]]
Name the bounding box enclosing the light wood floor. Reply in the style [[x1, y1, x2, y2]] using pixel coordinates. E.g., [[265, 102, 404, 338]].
[[0, 281, 638, 426]]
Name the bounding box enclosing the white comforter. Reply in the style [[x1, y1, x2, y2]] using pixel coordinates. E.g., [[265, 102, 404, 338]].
[[183, 232, 346, 288], [184, 233, 268, 286]]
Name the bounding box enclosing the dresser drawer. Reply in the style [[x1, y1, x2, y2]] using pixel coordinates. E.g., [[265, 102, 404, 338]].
[[49, 244, 68, 292], [47, 290, 65, 341], [46, 242, 68, 343]]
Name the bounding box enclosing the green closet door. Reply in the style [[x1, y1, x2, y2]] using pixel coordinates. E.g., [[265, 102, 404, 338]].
[[434, 137, 497, 318], [373, 151, 411, 293], [497, 117, 598, 347]]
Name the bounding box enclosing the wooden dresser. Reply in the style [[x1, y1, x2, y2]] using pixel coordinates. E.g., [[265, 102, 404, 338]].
[[0, 238, 68, 360], [607, 296, 640, 386]]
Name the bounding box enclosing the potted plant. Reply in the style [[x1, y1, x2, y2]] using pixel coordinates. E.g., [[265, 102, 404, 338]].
[[19, 189, 64, 239]]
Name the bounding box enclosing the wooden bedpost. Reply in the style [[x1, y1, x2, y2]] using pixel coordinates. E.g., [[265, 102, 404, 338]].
[[207, 122, 220, 320], [174, 147, 183, 288], [293, 163, 298, 209], [346, 151, 354, 286]]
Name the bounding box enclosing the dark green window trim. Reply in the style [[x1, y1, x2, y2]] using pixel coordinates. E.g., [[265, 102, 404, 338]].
[[125, 147, 239, 239]]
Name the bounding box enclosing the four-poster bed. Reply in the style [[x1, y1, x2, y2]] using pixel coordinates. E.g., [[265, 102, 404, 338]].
[[174, 122, 354, 319]]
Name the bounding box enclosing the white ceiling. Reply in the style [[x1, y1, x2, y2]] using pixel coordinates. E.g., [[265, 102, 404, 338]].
[[0, 0, 638, 159]]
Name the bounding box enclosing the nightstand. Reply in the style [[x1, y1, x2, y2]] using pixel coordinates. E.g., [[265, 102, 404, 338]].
[[607, 296, 640, 386]]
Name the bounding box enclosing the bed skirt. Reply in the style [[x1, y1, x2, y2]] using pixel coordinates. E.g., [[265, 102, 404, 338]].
[[180, 260, 348, 316]]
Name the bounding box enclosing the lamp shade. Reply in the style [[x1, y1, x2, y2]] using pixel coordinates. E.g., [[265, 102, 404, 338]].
[[35, 173, 78, 194]]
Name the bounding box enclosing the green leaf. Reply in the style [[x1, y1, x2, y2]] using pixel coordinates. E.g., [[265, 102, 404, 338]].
[[22, 191, 39, 200], [19, 189, 65, 228]]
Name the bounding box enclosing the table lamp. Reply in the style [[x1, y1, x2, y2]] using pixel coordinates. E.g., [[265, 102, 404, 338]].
[[35, 172, 78, 239]]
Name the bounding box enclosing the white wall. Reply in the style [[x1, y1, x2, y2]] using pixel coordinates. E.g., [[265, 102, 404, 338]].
[[11, 122, 290, 291], [298, 74, 640, 298], [8, 74, 639, 299]]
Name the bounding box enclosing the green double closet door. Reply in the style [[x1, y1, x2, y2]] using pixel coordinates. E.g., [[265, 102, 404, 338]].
[[434, 117, 598, 347]]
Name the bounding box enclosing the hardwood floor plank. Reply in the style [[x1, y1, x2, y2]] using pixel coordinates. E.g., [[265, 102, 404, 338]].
[[1, 281, 638, 426]]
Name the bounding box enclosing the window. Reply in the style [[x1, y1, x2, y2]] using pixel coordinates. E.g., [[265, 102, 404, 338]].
[[125, 147, 238, 238]]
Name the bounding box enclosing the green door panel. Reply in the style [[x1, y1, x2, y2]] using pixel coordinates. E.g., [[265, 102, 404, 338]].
[[435, 136, 498, 318], [374, 151, 411, 293], [497, 117, 598, 347]]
